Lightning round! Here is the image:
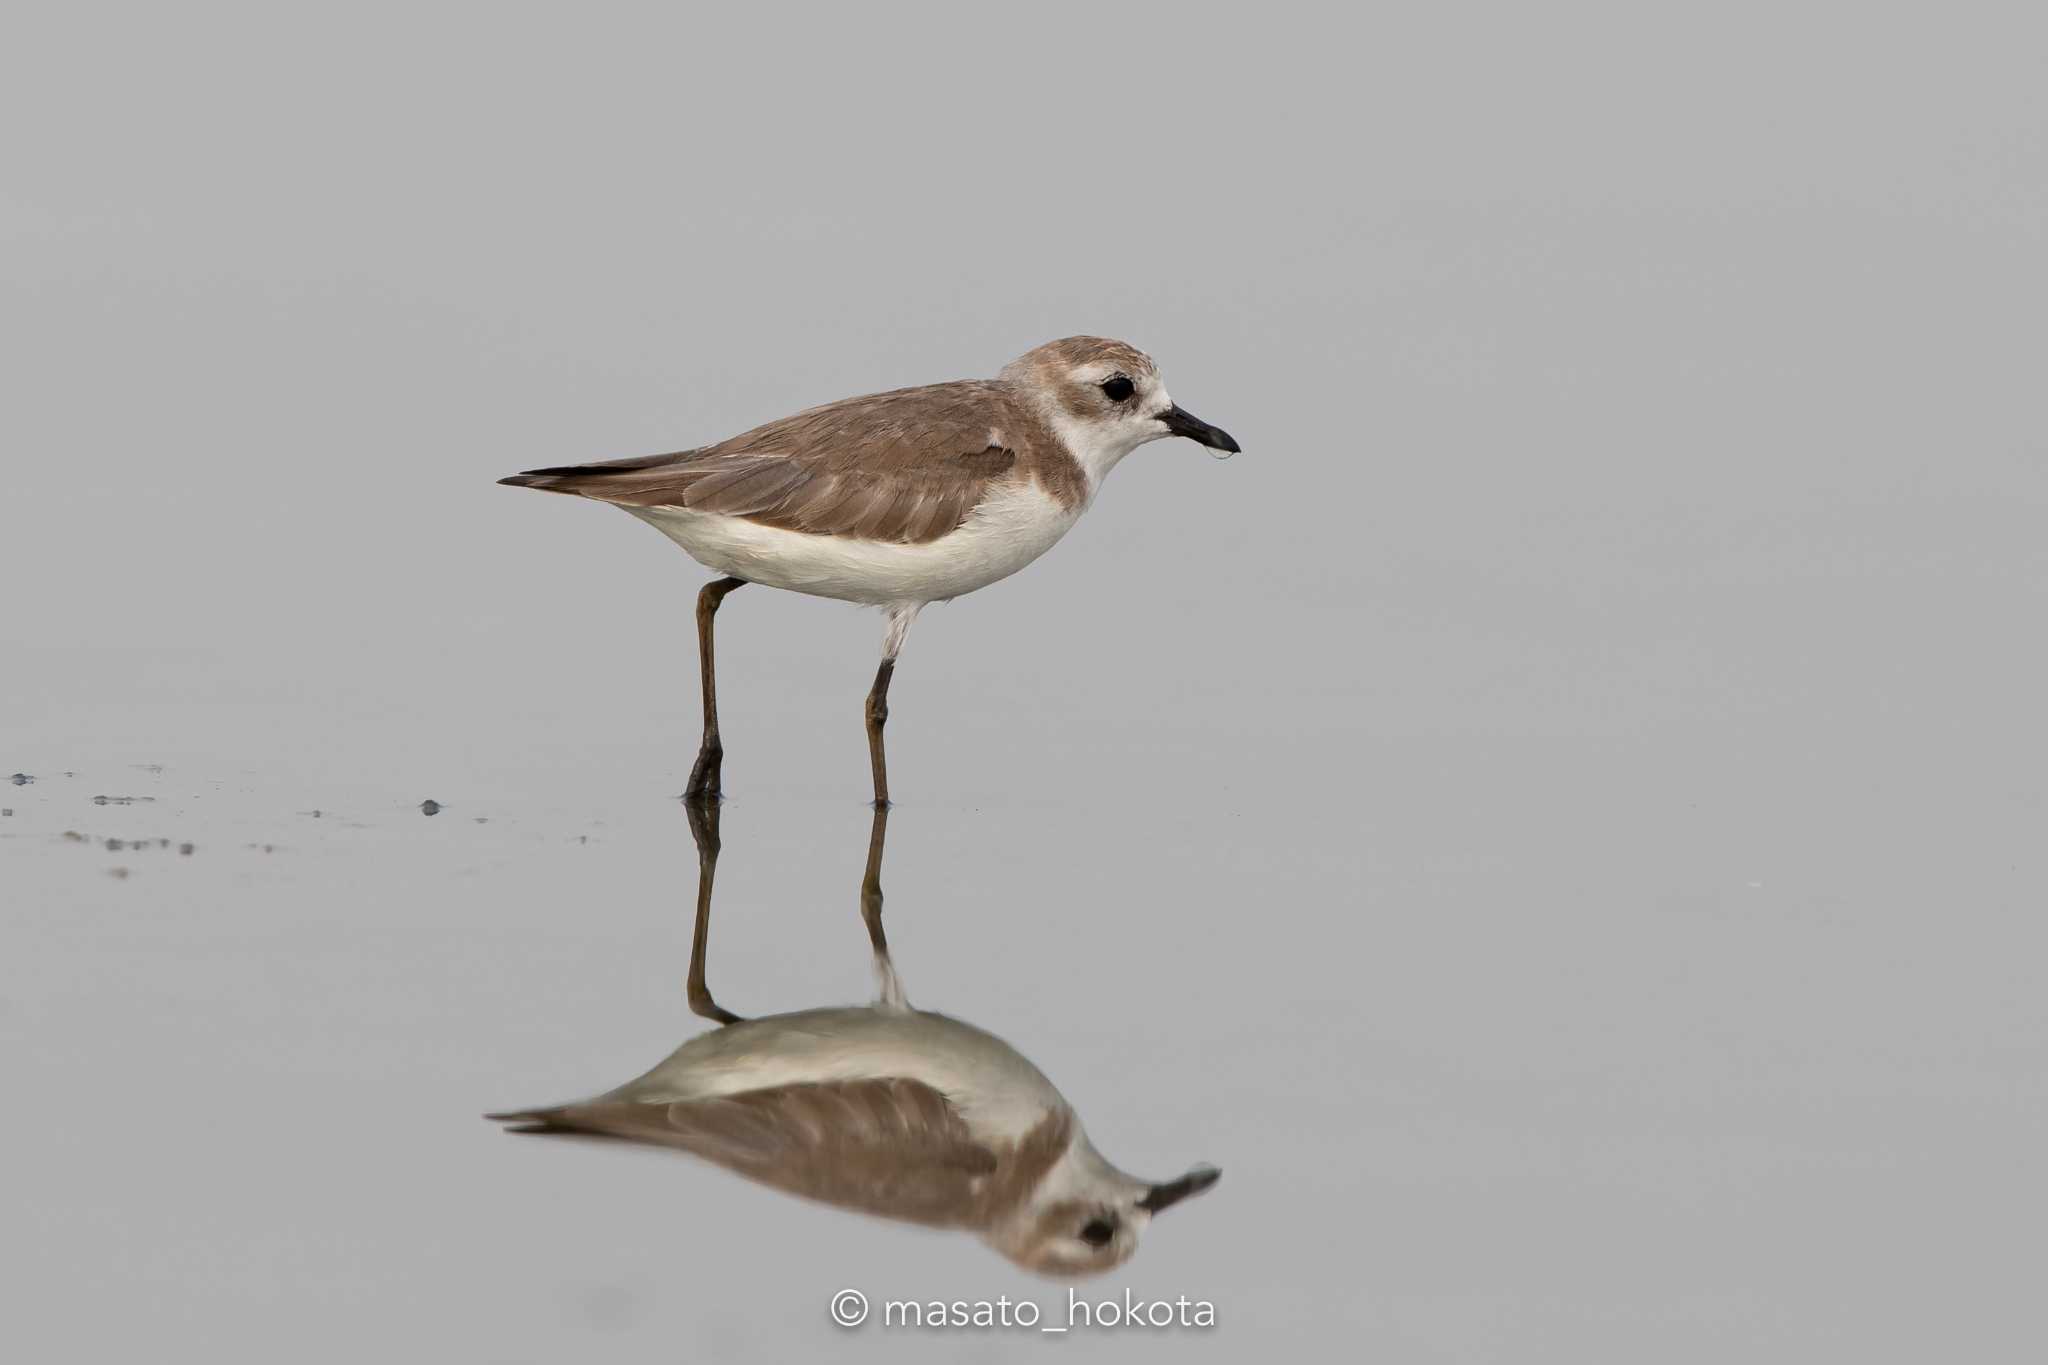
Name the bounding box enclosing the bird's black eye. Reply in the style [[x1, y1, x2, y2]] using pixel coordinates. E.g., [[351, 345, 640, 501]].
[[1100, 376, 1135, 403], [1079, 1218, 1116, 1248]]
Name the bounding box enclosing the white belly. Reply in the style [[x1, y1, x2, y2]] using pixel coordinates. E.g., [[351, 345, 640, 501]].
[[603, 1007, 1070, 1144], [627, 478, 1083, 605]]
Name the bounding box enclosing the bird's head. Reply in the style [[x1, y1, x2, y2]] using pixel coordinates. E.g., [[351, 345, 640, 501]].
[[999, 336, 1241, 484], [983, 1132, 1221, 1278]]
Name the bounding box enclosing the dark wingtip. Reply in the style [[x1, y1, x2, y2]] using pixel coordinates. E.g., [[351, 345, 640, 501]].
[[497, 473, 546, 488]]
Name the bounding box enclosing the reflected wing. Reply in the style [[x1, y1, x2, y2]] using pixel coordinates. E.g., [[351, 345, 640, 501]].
[[490, 1077, 999, 1227], [498, 381, 1026, 544]]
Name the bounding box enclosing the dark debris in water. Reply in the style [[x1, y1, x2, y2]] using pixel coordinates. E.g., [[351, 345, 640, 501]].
[[99, 836, 179, 854], [92, 795, 156, 806], [9, 773, 32, 786], [420, 799, 442, 816]]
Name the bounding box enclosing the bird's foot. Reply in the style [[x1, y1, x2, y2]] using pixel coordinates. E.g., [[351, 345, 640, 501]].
[[683, 746, 724, 803]]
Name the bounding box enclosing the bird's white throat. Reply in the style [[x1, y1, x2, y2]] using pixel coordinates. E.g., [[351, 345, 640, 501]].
[[1046, 395, 1177, 499]]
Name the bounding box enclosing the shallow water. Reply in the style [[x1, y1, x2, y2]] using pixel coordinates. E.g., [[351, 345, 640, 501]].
[[9, 612, 2046, 1358]]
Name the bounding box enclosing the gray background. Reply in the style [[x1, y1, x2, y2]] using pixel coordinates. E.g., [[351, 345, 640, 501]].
[[5, 2, 2045, 1359]]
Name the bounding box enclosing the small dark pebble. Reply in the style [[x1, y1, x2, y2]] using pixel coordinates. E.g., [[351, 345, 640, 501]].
[[1, 808, 11, 817], [179, 842, 195, 855], [62, 830, 85, 842], [420, 799, 441, 816], [108, 867, 131, 880], [9, 773, 32, 786], [105, 838, 125, 852], [92, 795, 155, 806]]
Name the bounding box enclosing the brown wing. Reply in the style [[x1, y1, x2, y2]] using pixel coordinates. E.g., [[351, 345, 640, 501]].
[[497, 381, 1036, 545], [489, 1077, 1000, 1228]]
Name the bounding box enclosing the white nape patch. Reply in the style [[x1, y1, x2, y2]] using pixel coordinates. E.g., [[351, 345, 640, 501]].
[[628, 478, 1082, 607]]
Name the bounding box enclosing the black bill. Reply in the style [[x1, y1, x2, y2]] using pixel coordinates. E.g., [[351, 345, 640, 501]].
[[1158, 405, 1242, 454], [1137, 1164, 1222, 1213]]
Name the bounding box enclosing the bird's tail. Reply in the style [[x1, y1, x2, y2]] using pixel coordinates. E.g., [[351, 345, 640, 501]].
[[496, 449, 694, 497], [483, 1105, 580, 1135], [494, 471, 573, 492]]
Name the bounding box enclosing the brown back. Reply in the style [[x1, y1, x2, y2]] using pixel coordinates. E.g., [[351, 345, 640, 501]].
[[495, 1078, 1072, 1231], [501, 381, 1084, 543]]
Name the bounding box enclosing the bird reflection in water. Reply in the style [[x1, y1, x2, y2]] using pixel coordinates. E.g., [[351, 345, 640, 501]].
[[488, 801, 1219, 1276]]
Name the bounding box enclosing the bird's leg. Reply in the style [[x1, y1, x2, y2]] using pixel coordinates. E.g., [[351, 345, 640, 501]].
[[684, 576, 747, 802], [865, 603, 921, 809], [864, 659, 895, 809], [682, 793, 742, 1024], [859, 798, 908, 1010]]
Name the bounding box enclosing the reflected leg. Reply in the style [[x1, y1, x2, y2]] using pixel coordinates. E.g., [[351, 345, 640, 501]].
[[859, 800, 908, 1011], [684, 576, 747, 801], [682, 795, 742, 1024]]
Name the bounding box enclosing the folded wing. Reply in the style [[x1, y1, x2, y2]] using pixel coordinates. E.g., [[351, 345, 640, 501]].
[[489, 1076, 1000, 1227], [498, 381, 1030, 545]]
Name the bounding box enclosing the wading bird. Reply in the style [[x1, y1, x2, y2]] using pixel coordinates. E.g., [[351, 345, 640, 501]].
[[499, 337, 1240, 805]]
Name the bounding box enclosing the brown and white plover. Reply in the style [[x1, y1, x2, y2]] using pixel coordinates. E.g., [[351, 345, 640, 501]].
[[500, 336, 1241, 805]]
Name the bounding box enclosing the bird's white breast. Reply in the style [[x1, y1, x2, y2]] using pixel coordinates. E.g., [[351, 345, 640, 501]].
[[627, 477, 1083, 606]]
